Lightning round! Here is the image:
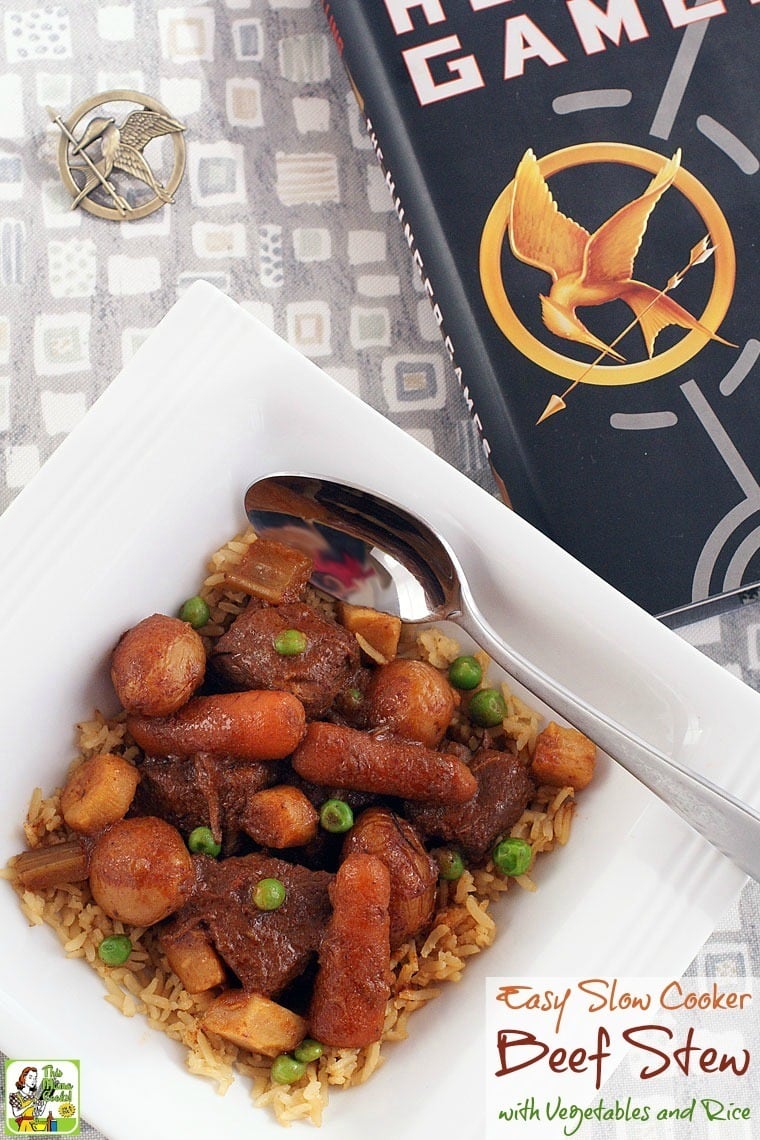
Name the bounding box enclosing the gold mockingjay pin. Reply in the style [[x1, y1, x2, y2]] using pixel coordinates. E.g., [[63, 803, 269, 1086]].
[[50, 90, 186, 221], [507, 149, 736, 422]]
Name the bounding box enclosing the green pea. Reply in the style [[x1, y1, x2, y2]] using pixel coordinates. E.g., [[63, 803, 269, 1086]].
[[187, 826, 222, 857], [319, 799, 354, 834], [435, 848, 466, 881], [448, 655, 483, 691], [179, 595, 210, 629], [492, 837, 532, 877], [271, 1054, 307, 1085], [294, 1038, 324, 1064], [253, 877, 287, 911], [274, 628, 307, 656], [469, 687, 508, 727], [98, 934, 132, 966]]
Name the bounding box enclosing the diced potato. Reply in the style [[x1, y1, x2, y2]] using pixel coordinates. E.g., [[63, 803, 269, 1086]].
[[163, 928, 226, 994], [242, 784, 318, 848], [203, 990, 307, 1057], [337, 602, 402, 663], [354, 632, 388, 665], [531, 721, 596, 790], [222, 538, 312, 604], [61, 752, 140, 835]]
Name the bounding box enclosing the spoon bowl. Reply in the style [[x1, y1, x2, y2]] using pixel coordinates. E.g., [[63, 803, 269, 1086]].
[[245, 473, 760, 882]]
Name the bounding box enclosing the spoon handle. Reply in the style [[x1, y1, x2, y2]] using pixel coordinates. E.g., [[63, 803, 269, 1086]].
[[455, 597, 760, 882]]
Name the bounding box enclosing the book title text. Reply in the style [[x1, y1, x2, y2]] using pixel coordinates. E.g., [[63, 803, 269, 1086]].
[[384, 0, 759, 106]]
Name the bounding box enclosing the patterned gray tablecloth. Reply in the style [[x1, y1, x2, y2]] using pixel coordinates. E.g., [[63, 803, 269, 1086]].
[[0, 4, 757, 1137]]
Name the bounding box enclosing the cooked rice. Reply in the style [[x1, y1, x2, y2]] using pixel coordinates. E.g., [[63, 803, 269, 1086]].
[[7, 526, 577, 1127]]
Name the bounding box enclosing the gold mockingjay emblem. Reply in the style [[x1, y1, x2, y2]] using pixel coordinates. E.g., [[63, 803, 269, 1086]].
[[479, 143, 737, 422], [51, 90, 186, 221], [509, 148, 735, 421], [537, 234, 722, 422], [510, 148, 733, 362]]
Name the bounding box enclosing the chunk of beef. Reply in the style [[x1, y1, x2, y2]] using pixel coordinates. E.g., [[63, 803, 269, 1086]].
[[162, 852, 333, 995], [294, 773, 383, 817], [133, 753, 280, 851], [210, 601, 360, 718], [404, 749, 534, 860], [324, 665, 373, 729]]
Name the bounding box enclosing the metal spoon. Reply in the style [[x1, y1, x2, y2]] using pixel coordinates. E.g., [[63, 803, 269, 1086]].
[[245, 472, 760, 882]]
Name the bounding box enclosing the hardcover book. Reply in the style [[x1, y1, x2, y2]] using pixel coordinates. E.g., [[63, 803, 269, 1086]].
[[322, 0, 759, 616]]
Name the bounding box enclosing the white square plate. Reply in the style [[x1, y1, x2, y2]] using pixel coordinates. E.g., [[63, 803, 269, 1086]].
[[1, 283, 758, 1139]]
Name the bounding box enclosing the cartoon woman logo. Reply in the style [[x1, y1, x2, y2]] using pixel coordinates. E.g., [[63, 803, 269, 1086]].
[[479, 142, 736, 421], [8, 1067, 51, 1133]]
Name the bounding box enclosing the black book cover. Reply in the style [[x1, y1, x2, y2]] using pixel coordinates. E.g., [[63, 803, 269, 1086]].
[[323, 0, 759, 616]]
